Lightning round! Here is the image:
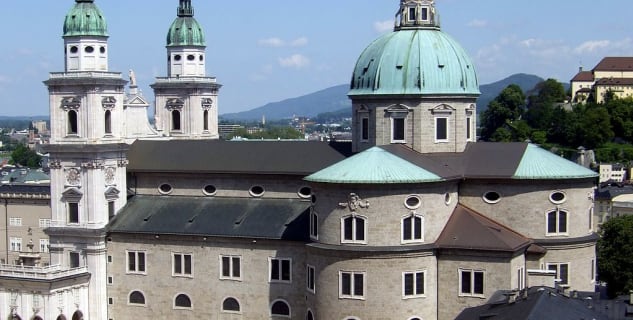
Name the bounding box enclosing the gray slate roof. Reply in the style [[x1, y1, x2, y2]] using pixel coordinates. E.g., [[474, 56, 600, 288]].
[[127, 140, 347, 175], [108, 196, 311, 241]]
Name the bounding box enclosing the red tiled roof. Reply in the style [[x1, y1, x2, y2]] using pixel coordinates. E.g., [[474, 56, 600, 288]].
[[594, 57, 633, 72], [595, 77, 633, 85], [435, 205, 531, 252], [571, 71, 594, 82]]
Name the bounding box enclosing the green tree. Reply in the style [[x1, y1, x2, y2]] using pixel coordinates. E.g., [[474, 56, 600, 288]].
[[480, 84, 526, 141], [577, 106, 613, 149], [525, 79, 565, 131], [598, 215, 633, 298], [9, 144, 42, 168]]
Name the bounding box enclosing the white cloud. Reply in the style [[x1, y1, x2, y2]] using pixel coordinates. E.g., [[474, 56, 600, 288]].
[[278, 54, 310, 69], [573, 40, 611, 54], [258, 37, 285, 47], [290, 37, 308, 47], [467, 19, 488, 28], [374, 20, 393, 33]]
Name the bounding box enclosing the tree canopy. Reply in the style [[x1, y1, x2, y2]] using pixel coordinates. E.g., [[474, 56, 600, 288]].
[[227, 126, 304, 140], [598, 215, 633, 298], [9, 144, 41, 168]]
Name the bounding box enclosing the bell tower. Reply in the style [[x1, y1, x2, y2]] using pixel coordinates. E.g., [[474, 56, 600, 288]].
[[152, 0, 222, 139]]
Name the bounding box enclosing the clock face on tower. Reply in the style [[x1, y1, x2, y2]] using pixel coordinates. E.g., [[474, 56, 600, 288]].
[[66, 168, 81, 186]]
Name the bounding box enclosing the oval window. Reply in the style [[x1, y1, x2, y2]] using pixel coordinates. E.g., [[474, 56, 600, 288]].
[[405, 195, 421, 209], [174, 55, 182, 61], [203, 185, 217, 196], [159, 183, 173, 195], [550, 191, 566, 204], [199, 55, 204, 61], [311, 194, 317, 204], [70, 46, 79, 54], [85, 46, 94, 53], [483, 191, 501, 204], [444, 192, 452, 205], [187, 55, 195, 61], [100, 46, 106, 54], [298, 186, 312, 199], [249, 185, 265, 197]]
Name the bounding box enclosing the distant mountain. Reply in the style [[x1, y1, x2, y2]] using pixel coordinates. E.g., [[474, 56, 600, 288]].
[[476, 74, 544, 114], [0, 116, 48, 121], [221, 85, 351, 121]]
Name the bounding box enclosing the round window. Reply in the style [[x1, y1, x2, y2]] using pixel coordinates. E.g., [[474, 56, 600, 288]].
[[158, 183, 173, 194], [203, 185, 217, 196], [405, 195, 421, 209], [85, 46, 94, 53], [249, 185, 265, 197], [483, 191, 501, 204], [199, 55, 204, 61], [174, 55, 182, 61], [70, 46, 79, 54], [298, 186, 312, 199], [444, 192, 452, 205], [187, 55, 195, 61], [550, 191, 566, 204], [100, 46, 106, 54]]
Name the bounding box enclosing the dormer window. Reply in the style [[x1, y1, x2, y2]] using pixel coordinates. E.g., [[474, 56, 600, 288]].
[[408, 7, 417, 22], [421, 7, 429, 21]]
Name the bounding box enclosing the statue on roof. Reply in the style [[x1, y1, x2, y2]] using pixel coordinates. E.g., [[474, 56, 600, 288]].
[[129, 69, 137, 87]]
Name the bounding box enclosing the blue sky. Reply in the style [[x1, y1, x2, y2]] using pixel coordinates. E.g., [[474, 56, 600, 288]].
[[1, 0, 632, 116]]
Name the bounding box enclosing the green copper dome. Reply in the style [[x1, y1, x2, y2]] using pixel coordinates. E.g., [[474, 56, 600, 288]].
[[349, 1, 479, 96], [166, 0, 206, 47], [63, 0, 108, 37]]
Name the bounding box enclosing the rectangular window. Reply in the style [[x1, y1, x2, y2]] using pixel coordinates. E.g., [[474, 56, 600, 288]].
[[342, 216, 367, 244], [127, 251, 146, 274], [9, 237, 22, 252], [392, 117, 406, 143], [310, 210, 318, 240], [220, 255, 241, 280], [173, 253, 192, 276], [108, 201, 115, 221], [421, 7, 429, 21], [340, 271, 365, 299], [307, 265, 316, 293], [39, 219, 51, 228], [435, 117, 448, 142], [547, 263, 569, 285], [39, 239, 49, 253], [459, 269, 485, 296], [403, 271, 425, 298], [361, 117, 369, 141], [466, 117, 472, 141], [408, 7, 417, 21], [591, 259, 595, 282], [68, 202, 79, 224], [9, 217, 22, 226], [270, 258, 292, 283], [70, 252, 80, 268], [517, 267, 525, 290], [107, 276, 113, 285]]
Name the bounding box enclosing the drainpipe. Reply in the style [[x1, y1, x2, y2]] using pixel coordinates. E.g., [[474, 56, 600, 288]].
[[4, 198, 8, 264]]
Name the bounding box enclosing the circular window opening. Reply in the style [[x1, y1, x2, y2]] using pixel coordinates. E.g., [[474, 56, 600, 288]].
[[405, 195, 421, 209], [70, 46, 78, 54], [298, 186, 312, 199], [174, 55, 182, 61], [199, 55, 204, 61], [444, 193, 452, 205], [158, 183, 173, 194], [187, 55, 195, 61], [311, 194, 317, 204], [203, 185, 217, 196], [100, 46, 106, 54], [85, 46, 94, 53], [550, 191, 566, 204], [483, 191, 501, 204], [249, 185, 265, 197]]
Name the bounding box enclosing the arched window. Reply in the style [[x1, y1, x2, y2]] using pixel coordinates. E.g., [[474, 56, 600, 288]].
[[203, 110, 209, 131], [174, 294, 192, 308], [68, 110, 78, 134], [71, 311, 83, 320], [306, 310, 314, 320], [341, 215, 367, 244], [33, 317, 43, 320], [271, 300, 291, 317], [222, 297, 240, 312], [129, 291, 145, 305], [56, 315, 67, 320], [104, 110, 112, 134], [402, 214, 424, 243], [9, 314, 22, 320], [546, 209, 568, 235], [172, 110, 181, 131]]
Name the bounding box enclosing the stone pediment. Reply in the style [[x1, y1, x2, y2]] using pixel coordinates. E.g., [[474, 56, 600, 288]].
[[126, 96, 149, 106], [62, 187, 83, 200], [385, 104, 411, 113], [104, 186, 120, 200], [431, 104, 455, 114]]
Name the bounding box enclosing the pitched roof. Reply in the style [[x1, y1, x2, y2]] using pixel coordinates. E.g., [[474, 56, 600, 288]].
[[108, 195, 311, 241], [571, 70, 594, 82], [435, 205, 531, 252], [594, 57, 633, 72], [595, 77, 633, 86], [127, 140, 347, 175], [462, 142, 527, 178], [304, 146, 443, 184], [513, 144, 597, 179], [455, 287, 608, 320]]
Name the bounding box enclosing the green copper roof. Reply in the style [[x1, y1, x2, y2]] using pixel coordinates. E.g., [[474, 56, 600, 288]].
[[513, 144, 598, 179], [63, 0, 108, 37], [349, 29, 479, 96], [166, 0, 205, 47], [305, 146, 443, 184]]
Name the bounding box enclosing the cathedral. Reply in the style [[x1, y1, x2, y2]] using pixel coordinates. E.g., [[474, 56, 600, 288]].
[[0, 0, 598, 319]]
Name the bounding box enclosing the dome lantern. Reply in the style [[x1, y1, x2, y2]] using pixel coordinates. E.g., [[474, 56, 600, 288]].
[[395, 0, 440, 31]]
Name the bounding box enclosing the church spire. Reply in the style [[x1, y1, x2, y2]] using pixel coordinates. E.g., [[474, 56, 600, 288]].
[[395, 0, 440, 31], [177, 0, 194, 17]]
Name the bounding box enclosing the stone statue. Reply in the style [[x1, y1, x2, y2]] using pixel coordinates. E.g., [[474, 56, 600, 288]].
[[129, 69, 137, 87]]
